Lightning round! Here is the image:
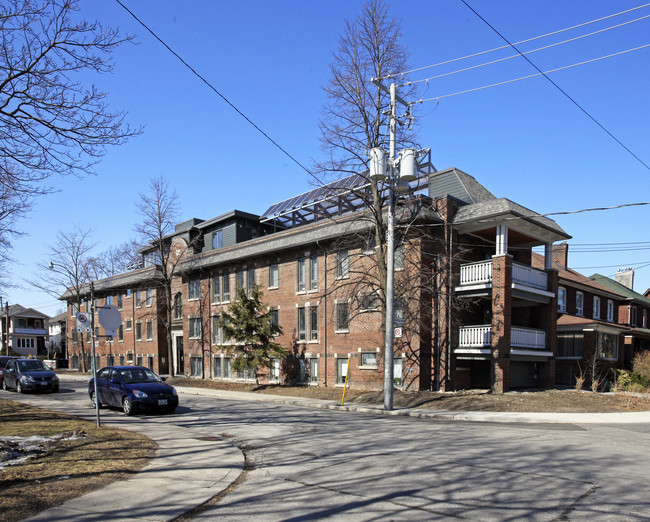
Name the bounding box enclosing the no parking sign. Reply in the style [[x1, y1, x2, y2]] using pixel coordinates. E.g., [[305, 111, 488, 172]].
[[76, 312, 91, 333]]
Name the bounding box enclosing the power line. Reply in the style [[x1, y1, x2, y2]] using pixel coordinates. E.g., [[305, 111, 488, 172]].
[[114, 0, 312, 176], [458, 0, 650, 172], [542, 201, 650, 217], [392, 2, 650, 78], [402, 14, 650, 87]]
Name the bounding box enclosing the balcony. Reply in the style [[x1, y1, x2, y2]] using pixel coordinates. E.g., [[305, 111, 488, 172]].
[[457, 325, 547, 352], [457, 260, 554, 302]]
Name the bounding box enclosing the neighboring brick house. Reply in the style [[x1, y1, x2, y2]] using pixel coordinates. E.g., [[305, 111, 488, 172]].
[[532, 247, 629, 386], [0, 305, 49, 357], [590, 269, 650, 369], [60, 167, 571, 393]]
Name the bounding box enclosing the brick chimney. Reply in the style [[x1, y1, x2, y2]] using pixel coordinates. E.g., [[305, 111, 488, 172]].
[[615, 268, 634, 290], [552, 242, 568, 269]]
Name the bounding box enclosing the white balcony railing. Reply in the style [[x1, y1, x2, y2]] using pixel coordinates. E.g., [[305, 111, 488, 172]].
[[458, 325, 546, 350], [459, 260, 548, 290]]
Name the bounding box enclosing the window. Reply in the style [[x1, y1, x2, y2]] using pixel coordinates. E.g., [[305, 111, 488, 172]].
[[146, 288, 152, 307], [148, 356, 154, 371], [394, 243, 404, 270], [607, 300, 614, 322], [212, 229, 223, 250], [360, 352, 378, 368], [71, 302, 78, 316], [106, 355, 115, 367], [297, 307, 306, 341], [135, 291, 142, 307], [336, 357, 348, 385], [173, 293, 183, 320], [309, 306, 319, 341], [106, 295, 113, 306], [644, 310, 648, 329], [360, 293, 380, 312], [309, 256, 318, 291], [117, 294, 123, 310], [593, 296, 601, 319], [223, 357, 232, 379], [189, 278, 201, 300], [214, 357, 222, 378], [118, 324, 124, 342], [136, 355, 143, 367], [558, 287, 566, 313], [71, 329, 78, 342], [598, 332, 618, 359], [394, 299, 404, 326], [190, 356, 203, 377], [189, 317, 202, 339], [309, 358, 319, 383], [125, 317, 133, 331], [119, 355, 125, 366], [269, 358, 280, 382], [146, 320, 153, 340], [126, 288, 132, 297], [247, 267, 255, 296], [236, 269, 245, 289], [631, 306, 638, 326], [222, 273, 231, 302], [212, 316, 223, 345], [335, 302, 349, 331], [135, 322, 142, 341], [269, 264, 279, 289], [298, 359, 306, 382], [393, 358, 403, 386], [362, 234, 376, 254], [297, 258, 306, 292], [212, 275, 221, 303], [557, 332, 584, 358], [336, 250, 349, 278], [270, 307, 279, 328], [576, 292, 584, 316]]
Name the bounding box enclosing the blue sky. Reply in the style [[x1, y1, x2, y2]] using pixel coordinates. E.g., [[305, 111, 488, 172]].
[[9, 0, 650, 316]]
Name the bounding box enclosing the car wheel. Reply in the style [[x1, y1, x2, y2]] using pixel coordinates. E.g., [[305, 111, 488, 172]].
[[122, 397, 134, 416], [16, 382, 24, 393], [90, 392, 102, 408]]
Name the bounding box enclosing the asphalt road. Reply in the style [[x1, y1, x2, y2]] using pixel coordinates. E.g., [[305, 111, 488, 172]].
[[5, 380, 650, 521]]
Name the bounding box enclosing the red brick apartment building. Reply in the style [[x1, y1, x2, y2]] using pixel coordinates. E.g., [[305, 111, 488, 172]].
[[63, 167, 583, 392]]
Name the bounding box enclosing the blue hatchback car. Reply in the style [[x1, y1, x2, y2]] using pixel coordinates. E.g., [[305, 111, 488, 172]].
[[89, 366, 178, 415]]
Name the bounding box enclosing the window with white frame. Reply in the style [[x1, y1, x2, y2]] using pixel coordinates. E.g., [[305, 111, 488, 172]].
[[576, 292, 584, 316], [135, 291, 142, 308], [146, 320, 153, 340], [212, 274, 221, 303], [297, 306, 306, 341], [146, 288, 152, 307], [247, 267, 255, 296], [214, 357, 222, 378], [297, 258, 306, 292], [335, 301, 349, 332], [607, 300, 614, 322], [360, 351, 378, 368], [309, 358, 319, 383], [189, 317, 202, 338], [598, 332, 618, 359], [269, 358, 280, 382], [106, 295, 113, 306], [309, 255, 318, 291], [236, 269, 245, 289], [336, 357, 348, 385], [222, 273, 231, 302], [359, 293, 380, 312], [309, 306, 319, 341], [270, 307, 279, 328], [173, 293, 183, 320], [558, 287, 566, 312], [125, 317, 132, 331], [223, 357, 231, 379], [336, 249, 349, 279], [269, 264, 279, 289], [190, 356, 203, 377], [212, 316, 223, 345], [117, 293, 123, 310], [212, 229, 223, 250], [394, 299, 404, 326], [188, 278, 201, 300], [593, 296, 601, 319], [135, 322, 142, 341], [393, 357, 403, 386]]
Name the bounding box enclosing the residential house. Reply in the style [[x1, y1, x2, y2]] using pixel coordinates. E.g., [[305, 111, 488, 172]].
[[47, 311, 68, 361], [0, 305, 49, 357]]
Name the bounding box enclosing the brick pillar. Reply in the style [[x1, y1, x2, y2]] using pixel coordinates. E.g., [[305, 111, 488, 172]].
[[539, 269, 558, 388], [491, 254, 512, 393]]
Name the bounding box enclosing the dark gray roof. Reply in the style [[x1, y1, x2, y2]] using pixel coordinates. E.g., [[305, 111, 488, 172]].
[[429, 168, 497, 204], [59, 266, 162, 300], [7, 304, 49, 318], [196, 210, 261, 230]]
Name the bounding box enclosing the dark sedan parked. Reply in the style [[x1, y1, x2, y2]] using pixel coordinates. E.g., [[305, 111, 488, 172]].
[[0, 355, 17, 386], [2, 358, 59, 393], [89, 366, 178, 415]]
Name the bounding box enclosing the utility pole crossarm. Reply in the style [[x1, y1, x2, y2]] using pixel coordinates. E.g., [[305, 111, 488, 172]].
[[370, 78, 410, 108]]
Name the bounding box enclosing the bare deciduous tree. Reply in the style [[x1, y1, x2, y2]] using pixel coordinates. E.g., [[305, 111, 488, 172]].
[[30, 226, 96, 371], [134, 176, 187, 375], [88, 239, 142, 280], [0, 0, 141, 273]]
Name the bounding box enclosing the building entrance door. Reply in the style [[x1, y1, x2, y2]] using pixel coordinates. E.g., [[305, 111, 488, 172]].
[[176, 336, 184, 374]]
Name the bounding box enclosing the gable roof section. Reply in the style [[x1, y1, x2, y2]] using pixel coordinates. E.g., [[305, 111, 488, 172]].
[[7, 304, 50, 319], [429, 167, 497, 205], [590, 273, 650, 306], [531, 253, 622, 298], [59, 265, 163, 300]]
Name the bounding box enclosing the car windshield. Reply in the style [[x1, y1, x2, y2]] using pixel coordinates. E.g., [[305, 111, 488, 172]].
[[118, 368, 161, 384], [0, 358, 11, 369], [17, 360, 48, 372]]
